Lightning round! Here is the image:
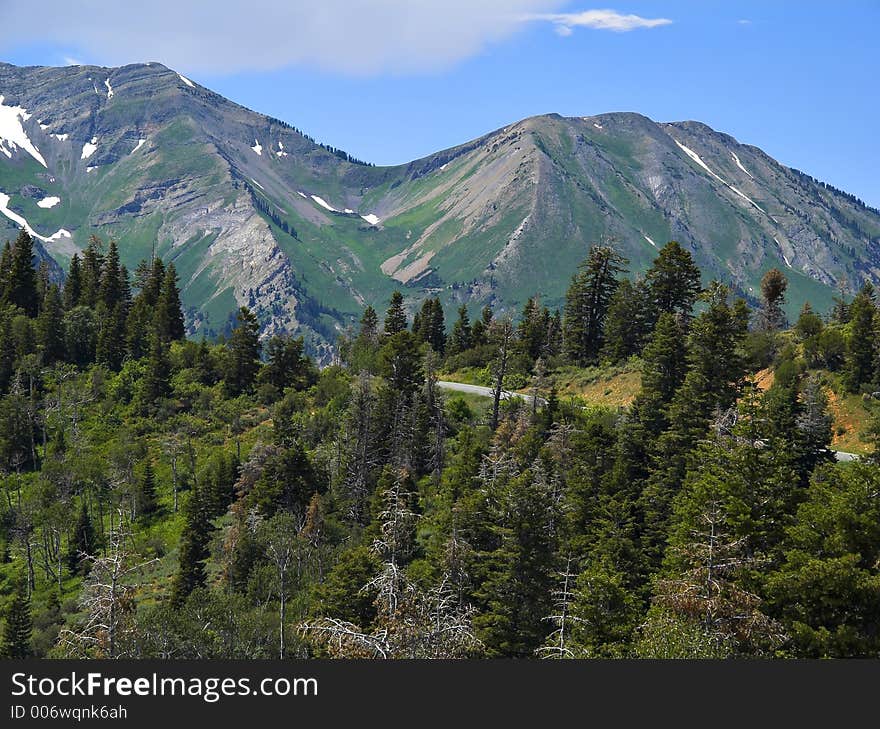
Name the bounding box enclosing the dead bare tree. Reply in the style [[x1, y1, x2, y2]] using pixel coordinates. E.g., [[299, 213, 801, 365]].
[[259, 511, 310, 659], [57, 513, 157, 658], [536, 554, 582, 659], [300, 469, 480, 658], [162, 433, 184, 513], [530, 357, 549, 418], [300, 573, 480, 659], [489, 317, 514, 430], [423, 349, 446, 486], [649, 497, 786, 655]]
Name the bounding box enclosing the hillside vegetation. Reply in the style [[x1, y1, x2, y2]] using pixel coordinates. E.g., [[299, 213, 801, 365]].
[[2, 231, 880, 659]]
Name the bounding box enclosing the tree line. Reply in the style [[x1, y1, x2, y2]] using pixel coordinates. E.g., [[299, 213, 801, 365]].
[[1, 228, 879, 659]]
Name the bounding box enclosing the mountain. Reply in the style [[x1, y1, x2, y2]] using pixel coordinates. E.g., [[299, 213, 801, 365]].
[[2, 61, 879, 355]]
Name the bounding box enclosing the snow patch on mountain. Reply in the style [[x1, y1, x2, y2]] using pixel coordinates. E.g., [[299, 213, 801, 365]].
[[674, 139, 765, 214], [0, 95, 48, 167], [674, 139, 726, 184], [311, 195, 337, 212], [0, 192, 70, 243], [104, 78, 114, 99], [251, 140, 262, 156], [47, 228, 71, 242], [643, 234, 657, 247], [361, 213, 380, 226], [774, 237, 792, 268], [81, 137, 98, 159], [275, 141, 288, 158], [53, 133, 69, 141], [37, 196, 60, 208], [731, 151, 753, 179], [132, 138, 146, 153], [729, 185, 765, 214], [178, 74, 195, 88], [251, 178, 264, 190]]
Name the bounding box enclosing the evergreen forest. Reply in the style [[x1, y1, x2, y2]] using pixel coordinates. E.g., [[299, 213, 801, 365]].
[[1, 229, 879, 659]]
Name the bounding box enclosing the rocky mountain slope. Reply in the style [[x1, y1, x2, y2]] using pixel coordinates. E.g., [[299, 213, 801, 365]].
[[1, 61, 879, 353]]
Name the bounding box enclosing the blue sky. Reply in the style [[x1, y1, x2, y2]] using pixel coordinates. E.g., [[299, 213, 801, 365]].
[[3, 2, 878, 206]]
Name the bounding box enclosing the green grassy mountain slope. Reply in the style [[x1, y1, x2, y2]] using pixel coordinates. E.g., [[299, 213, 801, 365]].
[[2, 62, 879, 354]]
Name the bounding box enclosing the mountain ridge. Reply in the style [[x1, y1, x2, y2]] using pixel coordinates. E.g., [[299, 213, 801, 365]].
[[1, 61, 879, 355]]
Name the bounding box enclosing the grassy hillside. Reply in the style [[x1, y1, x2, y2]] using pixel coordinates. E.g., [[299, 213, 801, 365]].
[[441, 359, 877, 455]]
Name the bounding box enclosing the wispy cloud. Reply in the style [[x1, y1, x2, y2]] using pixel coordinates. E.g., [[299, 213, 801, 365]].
[[737, 19, 752, 25], [0, 3, 670, 76], [525, 9, 673, 35], [0, 0, 564, 75]]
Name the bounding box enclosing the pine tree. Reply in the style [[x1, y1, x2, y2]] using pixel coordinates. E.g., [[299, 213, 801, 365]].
[[140, 332, 171, 409], [96, 302, 127, 370], [759, 268, 788, 331], [67, 503, 98, 575], [415, 297, 446, 354], [137, 458, 159, 517], [383, 291, 408, 335], [843, 284, 876, 392], [194, 337, 216, 385], [36, 259, 50, 308], [379, 331, 424, 397], [225, 306, 261, 395], [261, 335, 313, 391], [98, 239, 125, 311], [64, 253, 83, 309], [517, 297, 552, 362], [1, 577, 33, 658], [359, 305, 379, 341], [563, 245, 627, 365], [125, 294, 153, 360], [792, 375, 834, 479], [796, 303, 825, 367], [447, 304, 472, 356], [602, 279, 650, 362], [144, 257, 166, 308], [474, 469, 557, 657], [643, 240, 702, 324], [80, 236, 105, 308], [170, 485, 213, 606], [640, 312, 689, 409], [568, 557, 641, 657], [250, 440, 318, 517], [37, 284, 65, 364], [471, 305, 493, 347], [767, 462, 880, 657], [640, 284, 750, 570], [7, 229, 38, 316], [0, 241, 12, 300], [154, 263, 185, 342], [347, 305, 381, 372]]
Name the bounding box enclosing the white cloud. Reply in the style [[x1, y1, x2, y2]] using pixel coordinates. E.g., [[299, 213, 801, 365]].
[[0, 0, 566, 75], [525, 9, 673, 34], [1, 3, 673, 76]]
